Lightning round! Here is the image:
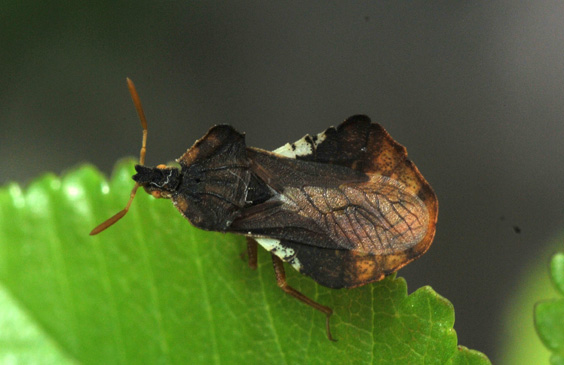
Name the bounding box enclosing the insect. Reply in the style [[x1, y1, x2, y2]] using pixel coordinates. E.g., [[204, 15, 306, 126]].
[[91, 79, 439, 341]]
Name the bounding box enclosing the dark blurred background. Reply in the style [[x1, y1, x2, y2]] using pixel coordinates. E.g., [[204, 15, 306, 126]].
[[2, 2, 564, 362]]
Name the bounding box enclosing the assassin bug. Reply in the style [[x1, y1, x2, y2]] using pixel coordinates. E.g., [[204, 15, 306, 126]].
[[91, 79, 439, 341]]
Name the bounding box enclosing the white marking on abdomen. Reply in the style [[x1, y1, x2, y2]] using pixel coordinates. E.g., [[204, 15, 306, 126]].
[[272, 130, 328, 159], [254, 237, 302, 272]]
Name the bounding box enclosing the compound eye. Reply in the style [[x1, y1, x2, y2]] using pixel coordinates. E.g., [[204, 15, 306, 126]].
[[151, 190, 162, 198]]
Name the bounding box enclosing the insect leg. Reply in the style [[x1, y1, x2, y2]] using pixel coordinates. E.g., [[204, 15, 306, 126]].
[[246, 237, 258, 270], [271, 254, 336, 341]]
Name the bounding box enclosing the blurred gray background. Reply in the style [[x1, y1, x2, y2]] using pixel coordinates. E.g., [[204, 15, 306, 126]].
[[2, 2, 564, 362]]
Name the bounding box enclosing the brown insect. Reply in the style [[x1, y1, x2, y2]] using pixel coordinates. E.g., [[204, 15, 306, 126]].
[[91, 79, 439, 341]]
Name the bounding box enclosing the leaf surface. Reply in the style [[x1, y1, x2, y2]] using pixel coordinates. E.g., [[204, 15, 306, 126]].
[[0, 160, 490, 364], [535, 253, 564, 364]]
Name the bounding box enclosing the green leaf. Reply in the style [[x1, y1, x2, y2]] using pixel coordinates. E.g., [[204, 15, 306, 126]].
[[550, 253, 564, 296], [0, 285, 76, 364], [535, 253, 564, 364], [498, 244, 554, 364], [0, 160, 489, 364]]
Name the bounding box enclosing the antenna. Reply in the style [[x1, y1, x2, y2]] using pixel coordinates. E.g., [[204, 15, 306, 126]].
[[90, 78, 148, 235]]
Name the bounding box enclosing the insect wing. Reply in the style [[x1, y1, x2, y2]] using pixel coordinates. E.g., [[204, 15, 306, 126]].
[[232, 115, 438, 288]]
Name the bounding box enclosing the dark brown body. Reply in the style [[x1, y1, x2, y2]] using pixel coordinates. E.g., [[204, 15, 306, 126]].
[[134, 115, 438, 289]]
